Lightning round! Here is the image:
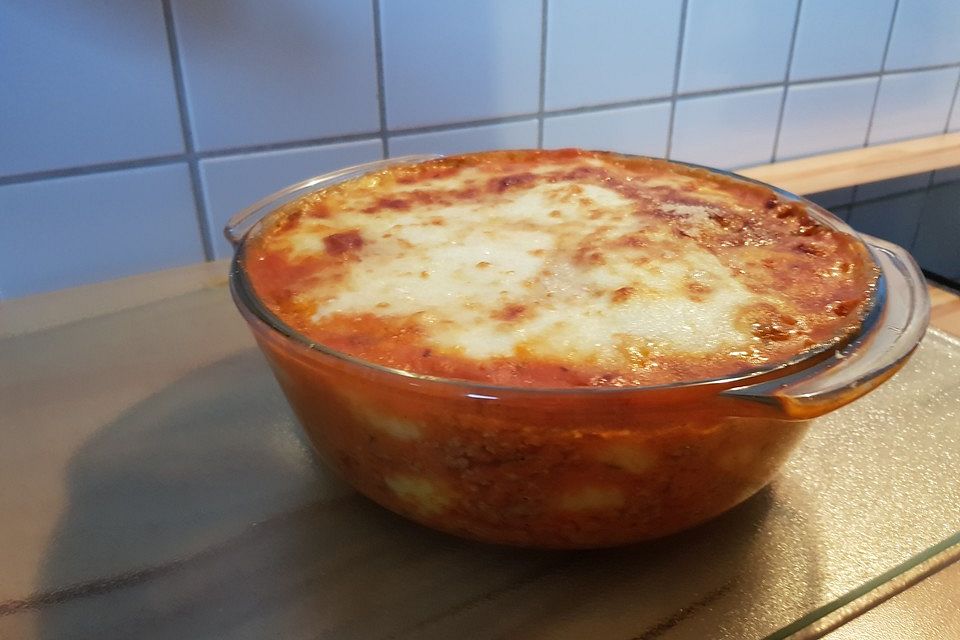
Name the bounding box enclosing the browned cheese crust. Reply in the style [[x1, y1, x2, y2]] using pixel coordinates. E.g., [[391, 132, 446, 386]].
[[243, 149, 878, 388]]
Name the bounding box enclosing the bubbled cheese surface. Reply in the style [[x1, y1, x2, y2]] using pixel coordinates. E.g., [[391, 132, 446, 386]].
[[243, 150, 877, 388]]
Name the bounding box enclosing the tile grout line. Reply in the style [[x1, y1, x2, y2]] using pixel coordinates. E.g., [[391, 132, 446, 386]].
[[161, 0, 213, 261], [371, 0, 390, 158], [878, 60, 960, 78], [908, 161, 943, 252], [197, 131, 383, 158], [388, 113, 543, 138], [907, 189, 930, 252], [863, 0, 901, 148], [536, 0, 549, 148], [943, 67, 960, 134], [664, 0, 689, 159], [6, 64, 960, 189], [0, 129, 386, 187], [0, 155, 188, 187], [546, 93, 674, 118], [770, 0, 804, 163]]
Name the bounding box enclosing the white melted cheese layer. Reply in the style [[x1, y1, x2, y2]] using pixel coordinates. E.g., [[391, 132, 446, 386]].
[[287, 177, 762, 363]]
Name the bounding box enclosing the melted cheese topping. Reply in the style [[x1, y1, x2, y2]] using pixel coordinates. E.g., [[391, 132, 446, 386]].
[[243, 149, 877, 388]]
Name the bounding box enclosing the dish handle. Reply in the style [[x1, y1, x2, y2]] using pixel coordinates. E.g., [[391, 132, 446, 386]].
[[721, 236, 931, 420]]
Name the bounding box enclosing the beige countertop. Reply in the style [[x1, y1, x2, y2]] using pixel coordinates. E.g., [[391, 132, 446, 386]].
[[0, 260, 958, 640]]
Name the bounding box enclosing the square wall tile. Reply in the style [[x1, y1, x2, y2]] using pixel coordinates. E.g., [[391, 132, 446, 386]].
[[389, 120, 538, 157], [200, 140, 383, 258], [847, 192, 926, 249], [544, 0, 681, 110], [885, 0, 960, 70], [912, 183, 960, 278], [172, 0, 379, 151], [0, 165, 203, 299], [0, 1, 183, 178], [776, 78, 877, 160], [671, 88, 783, 169], [543, 103, 671, 157], [679, 0, 797, 93], [790, 0, 896, 81], [855, 173, 931, 201], [807, 188, 855, 210], [868, 68, 960, 144], [381, 0, 541, 129]]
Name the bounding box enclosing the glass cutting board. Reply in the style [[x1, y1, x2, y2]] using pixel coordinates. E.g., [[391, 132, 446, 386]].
[[0, 285, 958, 639]]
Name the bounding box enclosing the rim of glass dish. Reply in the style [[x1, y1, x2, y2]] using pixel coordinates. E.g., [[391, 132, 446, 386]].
[[228, 152, 884, 396]]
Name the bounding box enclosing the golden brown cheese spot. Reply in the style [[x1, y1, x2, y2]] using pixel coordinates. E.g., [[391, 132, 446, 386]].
[[243, 149, 878, 388], [684, 272, 715, 302], [364, 197, 410, 213], [323, 229, 363, 256], [611, 286, 634, 304], [736, 302, 804, 343], [492, 303, 528, 322], [490, 172, 537, 193], [829, 298, 861, 317], [275, 210, 303, 234]]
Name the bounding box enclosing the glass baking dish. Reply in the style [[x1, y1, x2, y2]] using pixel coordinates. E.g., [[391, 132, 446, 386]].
[[224, 154, 930, 548]]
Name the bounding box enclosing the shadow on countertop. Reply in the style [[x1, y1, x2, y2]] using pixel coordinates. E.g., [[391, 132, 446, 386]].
[[22, 349, 822, 640]]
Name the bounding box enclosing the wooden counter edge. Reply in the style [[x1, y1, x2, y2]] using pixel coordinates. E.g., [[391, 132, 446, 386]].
[[0, 260, 232, 339], [738, 132, 960, 195]]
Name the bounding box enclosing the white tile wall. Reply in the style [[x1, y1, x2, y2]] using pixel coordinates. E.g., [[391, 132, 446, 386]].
[[200, 140, 383, 258], [380, 0, 541, 129], [0, 165, 203, 299], [679, 0, 797, 93], [885, 0, 960, 71], [671, 88, 783, 169], [790, 0, 896, 81], [172, 0, 380, 151], [389, 120, 539, 157], [869, 68, 960, 144], [0, 1, 183, 178], [3, 0, 960, 298], [776, 78, 877, 160], [543, 103, 671, 157], [544, 0, 681, 110]]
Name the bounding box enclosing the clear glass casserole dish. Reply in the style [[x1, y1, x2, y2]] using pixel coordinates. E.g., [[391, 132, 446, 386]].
[[225, 154, 930, 548]]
